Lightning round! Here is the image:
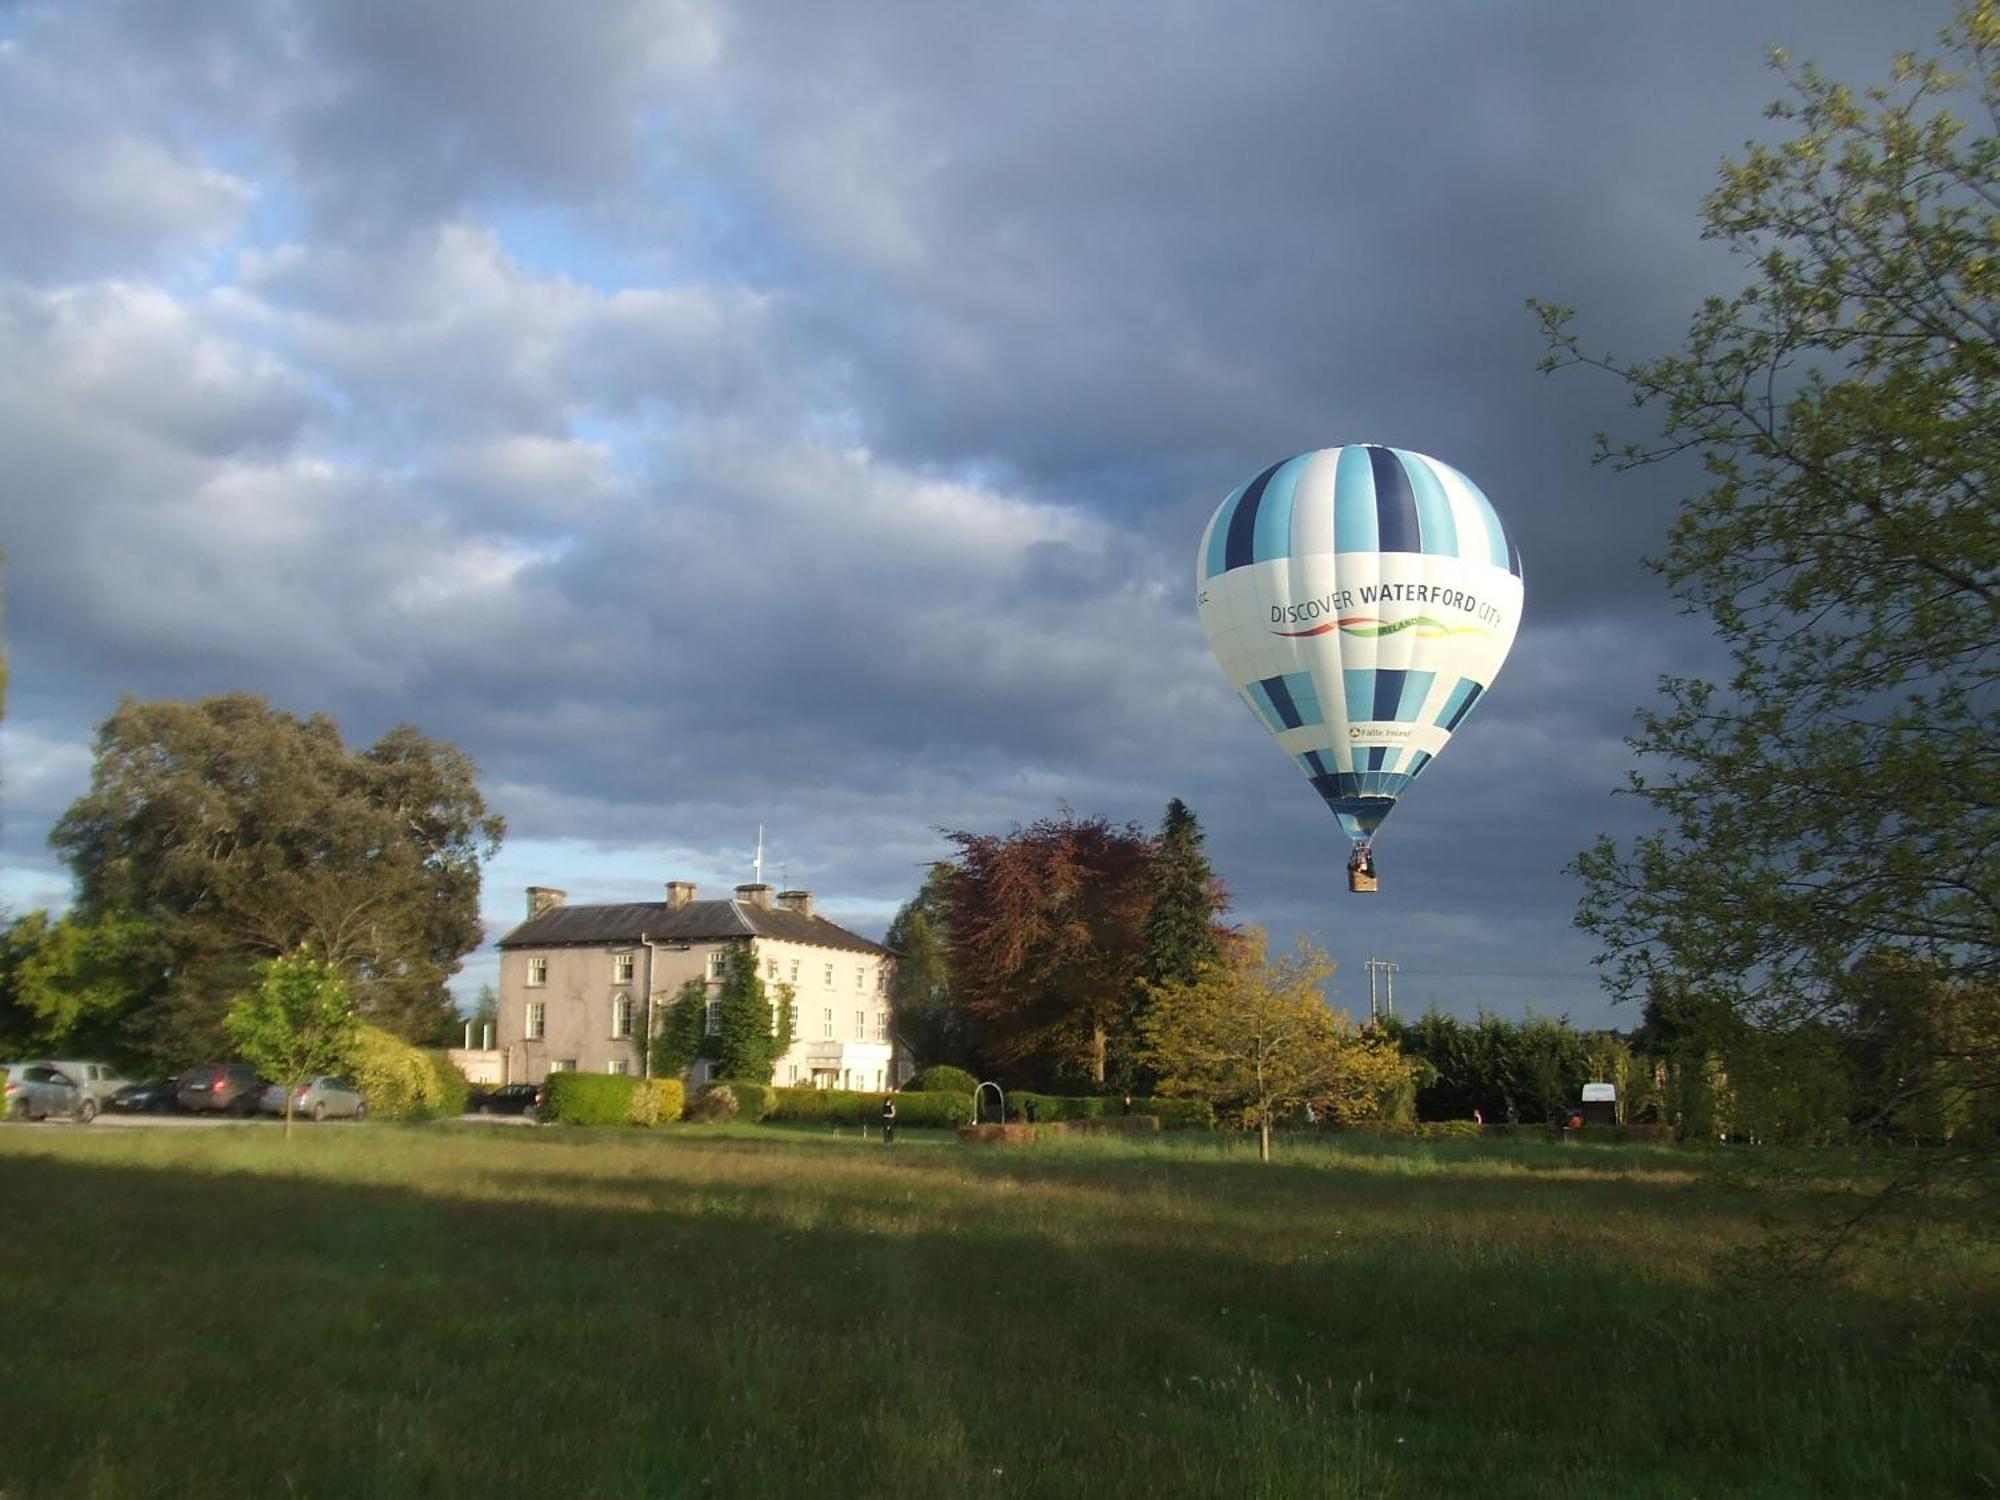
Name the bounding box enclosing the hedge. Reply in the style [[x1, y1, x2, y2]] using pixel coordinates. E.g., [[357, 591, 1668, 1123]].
[[718, 1079, 774, 1121], [628, 1078, 683, 1126], [541, 1072, 639, 1126], [423, 1051, 471, 1117], [763, 1087, 1212, 1130], [351, 1025, 466, 1120], [689, 1082, 741, 1122], [907, 1065, 979, 1096]]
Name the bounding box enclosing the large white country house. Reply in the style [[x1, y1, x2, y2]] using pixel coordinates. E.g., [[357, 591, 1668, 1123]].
[[493, 881, 905, 1090]]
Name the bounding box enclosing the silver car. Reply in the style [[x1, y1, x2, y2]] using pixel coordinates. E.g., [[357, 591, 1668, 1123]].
[[257, 1075, 368, 1122], [2, 1063, 95, 1122], [31, 1059, 131, 1106]]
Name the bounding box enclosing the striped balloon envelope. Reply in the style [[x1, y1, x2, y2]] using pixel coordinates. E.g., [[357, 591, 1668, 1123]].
[[1195, 444, 1523, 862]]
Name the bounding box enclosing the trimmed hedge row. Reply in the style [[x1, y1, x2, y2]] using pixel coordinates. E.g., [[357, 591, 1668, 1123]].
[[627, 1078, 683, 1125], [762, 1086, 1215, 1131], [541, 1072, 639, 1126], [907, 1065, 979, 1096]]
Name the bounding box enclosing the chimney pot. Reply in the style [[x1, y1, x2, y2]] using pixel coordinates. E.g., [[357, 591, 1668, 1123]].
[[665, 880, 697, 911], [777, 889, 814, 918], [526, 886, 567, 920]]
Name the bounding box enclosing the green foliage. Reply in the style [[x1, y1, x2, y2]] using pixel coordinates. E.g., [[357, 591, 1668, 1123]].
[[224, 952, 361, 1130], [1141, 799, 1224, 989], [1533, 11, 1998, 1203], [885, 866, 964, 1069], [49, 694, 504, 1052], [689, 1082, 741, 1123], [649, 979, 707, 1076], [712, 946, 791, 1083], [540, 1072, 639, 1126], [907, 1064, 979, 1096], [1140, 930, 1417, 1160], [0, 908, 161, 1062], [719, 1079, 774, 1120], [1384, 1010, 1621, 1124], [349, 1025, 460, 1119], [422, 1052, 471, 1117], [627, 1077, 684, 1126]]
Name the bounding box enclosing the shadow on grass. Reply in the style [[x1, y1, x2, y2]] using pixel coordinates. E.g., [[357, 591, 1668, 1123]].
[[2, 1138, 1994, 1500]]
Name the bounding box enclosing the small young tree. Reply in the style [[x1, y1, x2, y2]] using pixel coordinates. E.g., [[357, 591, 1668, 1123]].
[[223, 950, 362, 1138], [1140, 930, 1415, 1161]]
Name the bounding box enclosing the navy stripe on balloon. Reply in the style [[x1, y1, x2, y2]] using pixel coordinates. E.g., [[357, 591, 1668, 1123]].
[[1371, 668, 1409, 723], [1442, 681, 1484, 731], [1508, 536, 1524, 579], [1259, 673, 1303, 730], [1223, 461, 1285, 571], [1367, 445, 1421, 554]]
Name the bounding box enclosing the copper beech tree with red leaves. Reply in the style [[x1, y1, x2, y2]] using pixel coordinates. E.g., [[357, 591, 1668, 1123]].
[[939, 810, 1157, 1091]]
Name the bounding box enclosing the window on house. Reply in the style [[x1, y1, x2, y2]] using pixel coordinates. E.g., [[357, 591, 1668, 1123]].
[[856, 966, 865, 991], [823, 963, 834, 987], [607, 1059, 629, 1076], [787, 1064, 799, 1083], [822, 1007, 833, 1040], [767, 959, 778, 980], [877, 969, 888, 995], [552, 1058, 576, 1072], [526, 1001, 546, 1040], [709, 949, 728, 980], [789, 960, 800, 984], [705, 999, 722, 1036], [788, 1000, 800, 1035], [875, 1011, 888, 1043], [527, 957, 548, 987], [854, 1009, 865, 1041], [611, 995, 633, 1038], [613, 953, 634, 984]]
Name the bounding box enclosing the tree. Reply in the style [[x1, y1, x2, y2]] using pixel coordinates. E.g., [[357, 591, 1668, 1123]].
[[224, 950, 362, 1137], [649, 978, 708, 1078], [940, 810, 1154, 1089], [1532, 9, 1998, 1212], [884, 865, 964, 1068], [1141, 800, 1225, 987], [712, 945, 794, 1083], [50, 694, 505, 1054], [1140, 930, 1415, 1162], [469, 983, 499, 1043], [0, 909, 160, 1060]]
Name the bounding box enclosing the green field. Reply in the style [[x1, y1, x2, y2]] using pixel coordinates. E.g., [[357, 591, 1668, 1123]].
[[1, 1122, 1991, 1499]]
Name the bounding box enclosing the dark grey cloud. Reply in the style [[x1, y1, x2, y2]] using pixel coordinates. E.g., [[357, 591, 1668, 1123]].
[[0, 0, 1956, 1023]]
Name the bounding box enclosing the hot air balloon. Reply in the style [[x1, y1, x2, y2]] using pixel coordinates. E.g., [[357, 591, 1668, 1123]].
[[1195, 444, 1523, 892]]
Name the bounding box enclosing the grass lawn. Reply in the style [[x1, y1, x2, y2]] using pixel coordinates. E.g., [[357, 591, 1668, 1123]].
[[0, 1120, 1992, 1498]]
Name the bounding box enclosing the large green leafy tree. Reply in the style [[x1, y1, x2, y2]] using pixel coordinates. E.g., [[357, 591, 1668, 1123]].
[[884, 864, 963, 1069], [1532, 10, 1999, 1136], [712, 944, 794, 1082], [50, 694, 504, 1057]]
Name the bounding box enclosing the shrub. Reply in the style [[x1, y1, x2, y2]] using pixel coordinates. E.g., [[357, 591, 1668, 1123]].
[[689, 1082, 741, 1123], [908, 1065, 979, 1096], [885, 1091, 973, 1128], [422, 1052, 470, 1117], [350, 1025, 458, 1120], [627, 1078, 684, 1126], [541, 1072, 639, 1126], [719, 1079, 774, 1120], [1145, 1098, 1216, 1130], [766, 1088, 969, 1129]]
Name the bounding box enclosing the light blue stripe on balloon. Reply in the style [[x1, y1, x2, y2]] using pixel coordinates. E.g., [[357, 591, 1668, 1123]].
[[1393, 669, 1436, 722], [1399, 451, 1459, 557], [1379, 749, 1402, 773], [1206, 481, 1248, 579], [1283, 671, 1324, 725], [1468, 479, 1509, 570], [1245, 680, 1284, 733], [1333, 445, 1378, 552], [1342, 668, 1374, 724], [1252, 454, 1309, 563], [1435, 677, 1479, 728]]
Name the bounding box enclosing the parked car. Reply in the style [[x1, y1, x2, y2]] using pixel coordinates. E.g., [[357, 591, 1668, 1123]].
[[108, 1075, 184, 1113], [468, 1081, 543, 1118], [176, 1063, 267, 1115], [257, 1076, 368, 1122], [3, 1062, 95, 1122], [31, 1059, 132, 1106]]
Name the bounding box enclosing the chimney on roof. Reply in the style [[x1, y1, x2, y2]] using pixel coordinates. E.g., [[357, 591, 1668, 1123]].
[[665, 880, 697, 911], [777, 889, 814, 919], [735, 882, 775, 911], [526, 886, 566, 920]]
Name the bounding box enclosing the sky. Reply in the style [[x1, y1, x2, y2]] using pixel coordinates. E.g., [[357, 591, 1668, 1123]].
[[0, 0, 1953, 1027]]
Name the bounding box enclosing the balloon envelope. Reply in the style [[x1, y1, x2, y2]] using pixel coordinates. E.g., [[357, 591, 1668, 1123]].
[[1195, 444, 1523, 844]]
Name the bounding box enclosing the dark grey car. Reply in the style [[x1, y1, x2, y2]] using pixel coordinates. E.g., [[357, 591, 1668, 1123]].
[[176, 1063, 266, 1115]]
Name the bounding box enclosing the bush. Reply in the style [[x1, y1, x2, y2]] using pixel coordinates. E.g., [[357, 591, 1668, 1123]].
[[908, 1065, 979, 1096], [766, 1088, 970, 1129], [627, 1078, 684, 1126], [719, 1079, 774, 1120], [422, 1052, 470, 1117], [689, 1082, 741, 1123], [1145, 1098, 1216, 1131], [350, 1025, 462, 1120], [541, 1072, 639, 1126]]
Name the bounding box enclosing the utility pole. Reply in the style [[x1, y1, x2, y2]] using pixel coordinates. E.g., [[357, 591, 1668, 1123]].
[[1364, 958, 1399, 1022]]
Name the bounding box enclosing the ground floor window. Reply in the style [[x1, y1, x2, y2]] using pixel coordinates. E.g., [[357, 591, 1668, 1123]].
[[551, 1058, 575, 1072], [607, 1059, 629, 1076]]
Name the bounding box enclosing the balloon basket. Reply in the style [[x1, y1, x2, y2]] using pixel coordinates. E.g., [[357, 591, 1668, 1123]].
[[1347, 866, 1380, 894]]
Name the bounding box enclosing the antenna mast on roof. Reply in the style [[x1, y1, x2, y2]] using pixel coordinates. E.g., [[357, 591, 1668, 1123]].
[[754, 824, 764, 885]]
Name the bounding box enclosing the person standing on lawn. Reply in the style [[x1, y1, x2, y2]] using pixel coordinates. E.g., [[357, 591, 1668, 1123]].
[[880, 1095, 896, 1143]]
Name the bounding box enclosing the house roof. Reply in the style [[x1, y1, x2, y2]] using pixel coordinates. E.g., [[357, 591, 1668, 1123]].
[[495, 898, 892, 957]]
